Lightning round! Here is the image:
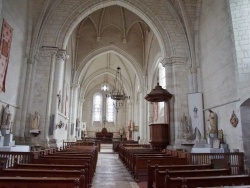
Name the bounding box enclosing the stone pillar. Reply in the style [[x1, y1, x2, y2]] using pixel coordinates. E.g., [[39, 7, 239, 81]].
[[162, 58, 173, 125], [51, 50, 67, 139], [19, 57, 35, 141], [126, 100, 132, 140], [162, 58, 173, 92], [171, 57, 188, 145], [139, 90, 148, 142], [68, 83, 79, 140], [188, 67, 198, 94], [38, 47, 58, 146]]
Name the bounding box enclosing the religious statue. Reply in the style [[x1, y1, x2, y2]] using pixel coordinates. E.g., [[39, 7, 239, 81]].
[[1, 104, 12, 130], [207, 109, 218, 135], [76, 118, 80, 129], [181, 113, 192, 140], [31, 111, 40, 130], [76, 118, 81, 139], [218, 129, 224, 143]]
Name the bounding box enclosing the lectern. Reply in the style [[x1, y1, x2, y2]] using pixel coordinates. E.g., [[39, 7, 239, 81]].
[[145, 83, 173, 150]]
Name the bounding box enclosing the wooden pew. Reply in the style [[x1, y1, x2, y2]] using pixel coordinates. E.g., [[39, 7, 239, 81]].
[[134, 156, 187, 181], [154, 168, 231, 188], [129, 152, 171, 173], [32, 157, 93, 186], [0, 175, 85, 188], [165, 175, 250, 188], [40, 156, 95, 167], [147, 163, 214, 188], [0, 168, 84, 177], [12, 161, 90, 187]]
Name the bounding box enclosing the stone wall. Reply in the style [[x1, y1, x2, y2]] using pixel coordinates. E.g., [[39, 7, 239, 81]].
[[0, 0, 29, 139], [199, 0, 241, 150]]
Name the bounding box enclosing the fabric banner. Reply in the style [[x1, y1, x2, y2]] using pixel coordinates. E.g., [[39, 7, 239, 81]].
[[0, 19, 13, 92]]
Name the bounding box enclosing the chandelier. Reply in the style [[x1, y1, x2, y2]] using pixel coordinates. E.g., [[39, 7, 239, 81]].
[[107, 67, 129, 112]]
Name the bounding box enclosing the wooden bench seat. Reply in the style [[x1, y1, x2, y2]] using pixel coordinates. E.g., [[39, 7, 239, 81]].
[[154, 168, 231, 188], [165, 175, 250, 188], [129, 153, 172, 173], [147, 163, 214, 188], [0, 176, 85, 188], [12, 162, 90, 187], [129, 152, 171, 172], [0, 168, 85, 177], [134, 156, 187, 181], [33, 157, 93, 186]]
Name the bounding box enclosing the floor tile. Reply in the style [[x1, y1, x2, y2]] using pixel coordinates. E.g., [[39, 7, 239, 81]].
[[92, 144, 140, 188]]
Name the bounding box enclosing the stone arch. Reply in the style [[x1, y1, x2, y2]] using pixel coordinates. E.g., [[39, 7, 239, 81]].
[[76, 46, 144, 100], [74, 45, 143, 87], [240, 98, 250, 168], [35, 0, 189, 59], [79, 68, 131, 101], [148, 52, 163, 90]]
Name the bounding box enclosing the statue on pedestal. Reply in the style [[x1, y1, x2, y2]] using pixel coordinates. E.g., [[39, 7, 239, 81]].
[[207, 109, 218, 138], [31, 112, 40, 130], [1, 104, 12, 130]]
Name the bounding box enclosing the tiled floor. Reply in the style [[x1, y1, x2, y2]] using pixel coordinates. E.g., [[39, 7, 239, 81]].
[[91, 144, 140, 188]]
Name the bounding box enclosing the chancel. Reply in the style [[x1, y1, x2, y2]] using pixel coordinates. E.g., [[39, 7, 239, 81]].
[[0, 0, 250, 188]]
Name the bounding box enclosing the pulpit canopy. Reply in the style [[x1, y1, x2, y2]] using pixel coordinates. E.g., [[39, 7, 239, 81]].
[[145, 83, 173, 102]]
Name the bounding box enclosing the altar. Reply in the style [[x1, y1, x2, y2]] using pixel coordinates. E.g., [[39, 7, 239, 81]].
[[95, 127, 113, 142]]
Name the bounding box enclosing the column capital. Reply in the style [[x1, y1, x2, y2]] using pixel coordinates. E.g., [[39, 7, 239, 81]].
[[171, 57, 188, 65], [41, 46, 58, 57], [162, 56, 188, 66], [70, 83, 80, 89], [161, 58, 172, 67], [56, 50, 68, 61]]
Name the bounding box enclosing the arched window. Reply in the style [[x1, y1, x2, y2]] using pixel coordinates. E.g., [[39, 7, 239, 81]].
[[93, 93, 102, 121], [106, 97, 114, 122], [159, 63, 166, 89], [158, 63, 166, 120]]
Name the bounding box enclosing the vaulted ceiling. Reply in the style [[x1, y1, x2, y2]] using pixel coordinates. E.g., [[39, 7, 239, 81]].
[[73, 5, 153, 98]]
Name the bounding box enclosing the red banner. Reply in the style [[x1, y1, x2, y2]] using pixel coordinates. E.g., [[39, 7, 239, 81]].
[[0, 19, 13, 92]]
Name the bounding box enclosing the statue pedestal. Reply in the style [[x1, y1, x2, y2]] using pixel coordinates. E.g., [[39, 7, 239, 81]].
[[3, 134, 15, 146], [29, 130, 41, 146], [0, 129, 15, 146]]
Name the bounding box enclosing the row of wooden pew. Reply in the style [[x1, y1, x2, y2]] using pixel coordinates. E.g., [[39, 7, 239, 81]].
[[118, 144, 250, 188], [0, 144, 98, 188]]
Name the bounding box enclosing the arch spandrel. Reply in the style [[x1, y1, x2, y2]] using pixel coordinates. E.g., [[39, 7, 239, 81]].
[[37, 0, 189, 59]]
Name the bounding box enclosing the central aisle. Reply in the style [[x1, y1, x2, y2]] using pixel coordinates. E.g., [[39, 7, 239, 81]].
[[91, 144, 141, 188]]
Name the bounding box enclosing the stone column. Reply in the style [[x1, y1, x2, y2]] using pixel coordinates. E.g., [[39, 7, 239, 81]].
[[126, 100, 132, 140], [162, 58, 173, 125], [68, 83, 79, 140], [19, 57, 35, 141], [51, 50, 67, 139], [188, 67, 198, 94], [39, 47, 57, 146], [171, 57, 188, 145], [139, 90, 147, 142]]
